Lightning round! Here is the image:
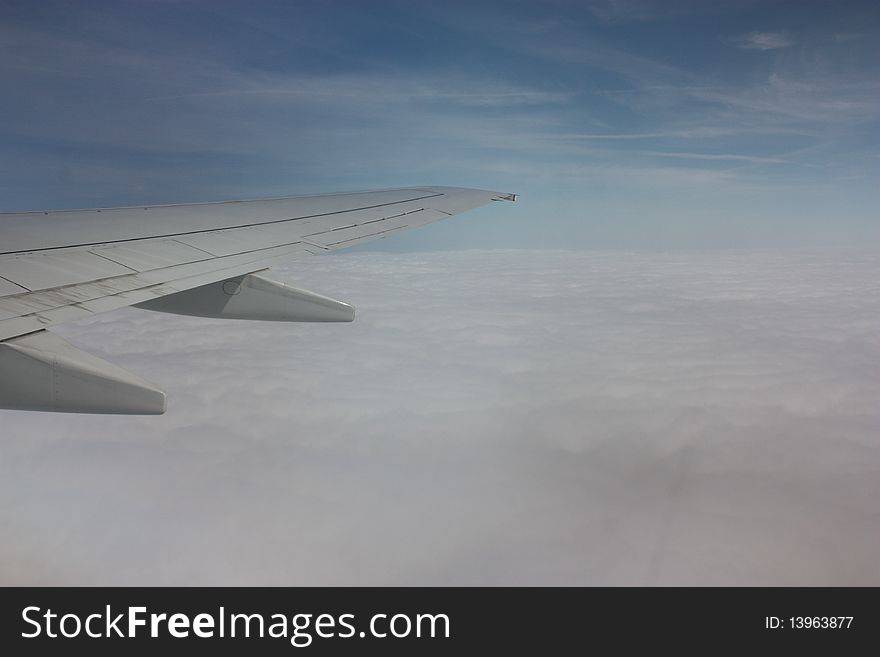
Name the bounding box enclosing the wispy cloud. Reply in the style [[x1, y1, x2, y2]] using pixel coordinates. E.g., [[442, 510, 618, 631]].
[[144, 75, 569, 108], [557, 125, 814, 140], [732, 30, 796, 50], [684, 73, 880, 125], [640, 151, 792, 164]]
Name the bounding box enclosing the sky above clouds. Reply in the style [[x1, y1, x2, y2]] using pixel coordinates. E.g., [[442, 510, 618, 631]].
[[0, 0, 878, 248], [0, 2, 879, 586]]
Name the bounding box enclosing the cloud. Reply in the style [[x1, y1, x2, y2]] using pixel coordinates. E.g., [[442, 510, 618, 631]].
[[639, 151, 792, 164], [0, 249, 878, 585], [733, 31, 796, 51]]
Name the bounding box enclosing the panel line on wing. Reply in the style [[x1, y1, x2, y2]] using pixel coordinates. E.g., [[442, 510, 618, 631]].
[[89, 251, 140, 273], [324, 224, 409, 247], [170, 239, 218, 258], [0, 275, 31, 294]]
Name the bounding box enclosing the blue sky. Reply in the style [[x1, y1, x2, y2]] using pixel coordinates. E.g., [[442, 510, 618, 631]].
[[1, 0, 878, 248]]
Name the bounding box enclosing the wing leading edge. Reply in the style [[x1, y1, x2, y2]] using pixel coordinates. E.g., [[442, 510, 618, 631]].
[[0, 186, 515, 414]]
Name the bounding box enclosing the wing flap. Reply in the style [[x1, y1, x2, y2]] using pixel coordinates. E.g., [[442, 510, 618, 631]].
[[0, 250, 135, 290], [0, 242, 313, 342]]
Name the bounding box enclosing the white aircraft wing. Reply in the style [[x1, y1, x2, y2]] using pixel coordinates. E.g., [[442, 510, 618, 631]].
[[0, 186, 515, 414]]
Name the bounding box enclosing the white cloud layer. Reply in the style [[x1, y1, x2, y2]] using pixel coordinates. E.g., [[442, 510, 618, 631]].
[[1, 249, 879, 585]]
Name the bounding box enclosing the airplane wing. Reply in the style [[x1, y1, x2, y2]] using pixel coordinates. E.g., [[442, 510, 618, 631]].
[[0, 186, 515, 414]]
